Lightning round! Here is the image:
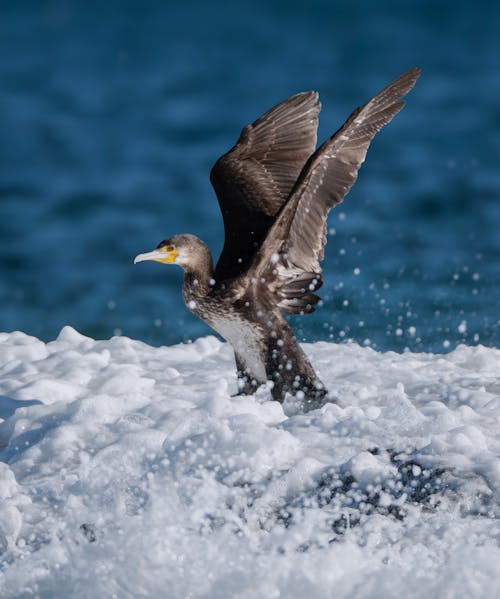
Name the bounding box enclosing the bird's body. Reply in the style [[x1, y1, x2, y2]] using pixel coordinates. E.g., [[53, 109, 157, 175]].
[[161, 233, 326, 402], [135, 68, 420, 406]]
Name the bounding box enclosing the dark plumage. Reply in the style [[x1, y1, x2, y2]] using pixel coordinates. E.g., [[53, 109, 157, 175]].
[[134, 68, 420, 406]]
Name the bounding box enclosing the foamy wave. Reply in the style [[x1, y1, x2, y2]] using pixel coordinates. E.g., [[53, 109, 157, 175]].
[[1, 327, 499, 597]]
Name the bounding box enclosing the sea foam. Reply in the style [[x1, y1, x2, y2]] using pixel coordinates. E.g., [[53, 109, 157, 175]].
[[1, 327, 500, 597]]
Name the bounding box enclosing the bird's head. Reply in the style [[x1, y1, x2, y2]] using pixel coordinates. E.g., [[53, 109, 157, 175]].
[[134, 238, 179, 266], [134, 234, 213, 275]]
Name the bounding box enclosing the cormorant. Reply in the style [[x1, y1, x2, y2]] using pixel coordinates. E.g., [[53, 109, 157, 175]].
[[134, 68, 420, 406]]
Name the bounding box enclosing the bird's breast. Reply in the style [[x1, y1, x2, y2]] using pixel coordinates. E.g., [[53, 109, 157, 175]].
[[208, 311, 267, 383], [181, 278, 268, 382]]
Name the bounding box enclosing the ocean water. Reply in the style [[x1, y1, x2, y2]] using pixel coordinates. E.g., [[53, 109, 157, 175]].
[[1, 0, 499, 352]]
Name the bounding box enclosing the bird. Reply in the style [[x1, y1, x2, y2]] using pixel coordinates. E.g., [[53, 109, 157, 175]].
[[134, 68, 420, 407]]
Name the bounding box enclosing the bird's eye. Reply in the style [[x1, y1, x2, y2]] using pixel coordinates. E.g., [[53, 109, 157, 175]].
[[165, 245, 175, 252]]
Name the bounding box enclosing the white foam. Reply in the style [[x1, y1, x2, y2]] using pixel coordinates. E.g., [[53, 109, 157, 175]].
[[1, 327, 500, 597]]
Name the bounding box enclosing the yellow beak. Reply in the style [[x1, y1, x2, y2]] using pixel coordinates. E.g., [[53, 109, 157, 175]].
[[133, 248, 179, 264]]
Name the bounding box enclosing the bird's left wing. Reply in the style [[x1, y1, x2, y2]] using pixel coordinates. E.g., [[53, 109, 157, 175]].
[[250, 68, 421, 314]]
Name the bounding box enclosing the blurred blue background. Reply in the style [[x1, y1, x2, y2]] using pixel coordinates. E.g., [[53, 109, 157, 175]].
[[1, 0, 499, 352]]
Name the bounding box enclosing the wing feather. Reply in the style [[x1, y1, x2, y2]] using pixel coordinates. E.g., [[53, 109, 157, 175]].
[[210, 92, 321, 280], [250, 68, 421, 309]]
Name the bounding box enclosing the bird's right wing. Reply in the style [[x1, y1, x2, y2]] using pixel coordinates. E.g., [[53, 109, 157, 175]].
[[251, 68, 421, 314], [210, 92, 321, 281]]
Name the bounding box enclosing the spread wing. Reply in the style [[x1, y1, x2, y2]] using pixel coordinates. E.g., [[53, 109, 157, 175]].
[[251, 68, 421, 314], [210, 91, 321, 281]]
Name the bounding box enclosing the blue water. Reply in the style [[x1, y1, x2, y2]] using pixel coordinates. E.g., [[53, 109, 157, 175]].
[[1, 0, 499, 352]]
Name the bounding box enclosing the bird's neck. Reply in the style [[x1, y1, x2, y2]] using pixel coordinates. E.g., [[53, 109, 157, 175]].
[[184, 272, 212, 296], [182, 249, 214, 295]]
